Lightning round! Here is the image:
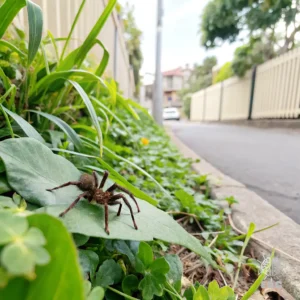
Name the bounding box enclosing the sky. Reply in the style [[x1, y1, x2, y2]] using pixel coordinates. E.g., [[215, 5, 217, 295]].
[[119, 0, 242, 84]]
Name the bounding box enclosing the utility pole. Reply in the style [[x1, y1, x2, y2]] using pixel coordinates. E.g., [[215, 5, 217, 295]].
[[153, 0, 163, 125]]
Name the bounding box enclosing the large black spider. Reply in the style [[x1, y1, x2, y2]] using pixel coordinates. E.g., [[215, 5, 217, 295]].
[[46, 170, 140, 234]]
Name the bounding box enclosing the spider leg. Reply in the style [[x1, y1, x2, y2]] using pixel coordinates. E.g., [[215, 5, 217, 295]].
[[110, 194, 138, 230], [92, 171, 99, 188], [108, 200, 122, 216], [107, 184, 140, 213], [59, 192, 88, 217], [46, 181, 80, 192], [99, 171, 109, 189], [104, 203, 110, 235]]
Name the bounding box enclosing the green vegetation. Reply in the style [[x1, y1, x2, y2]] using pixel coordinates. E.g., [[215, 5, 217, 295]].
[[213, 62, 233, 84], [0, 0, 274, 298]]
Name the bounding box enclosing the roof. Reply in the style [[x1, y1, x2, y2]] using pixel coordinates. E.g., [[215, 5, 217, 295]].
[[162, 67, 183, 77]]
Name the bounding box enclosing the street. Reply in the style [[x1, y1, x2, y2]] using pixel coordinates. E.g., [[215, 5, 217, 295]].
[[169, 121, 300, 224]]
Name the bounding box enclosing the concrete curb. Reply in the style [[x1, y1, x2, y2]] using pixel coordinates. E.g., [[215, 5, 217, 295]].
[[166, 126, 300, 298]]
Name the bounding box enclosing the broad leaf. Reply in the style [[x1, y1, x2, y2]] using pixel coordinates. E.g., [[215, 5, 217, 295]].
[[138, 242, 153, 268], [0, 138, 215, 266], [79, 249, 99, 279], [95, 259, 122, 287], [122, 275, 139, 296], [2, 106, 45, 143], [165, 254, 183, 291]]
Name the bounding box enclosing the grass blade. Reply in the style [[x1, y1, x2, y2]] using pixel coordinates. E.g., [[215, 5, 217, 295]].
[[2, 106, 45, 143], [58, 0, 116, 70], [60, 0, 86, 61], [91, 96, 130, 136], [117, 94, 140, 120], [241, 249, 275, 300], [29, 70, 106, 97], [47, 30, 59, 62], [0, 0, 26, 38], [26, 0, 43, 65], [69, 80, 103, 156], [50, 148, 158, 206], [0, 40, 26, 58], [233, 222, 256, 290], [0, 67, 11, 90], [28, 110, 82, 150]]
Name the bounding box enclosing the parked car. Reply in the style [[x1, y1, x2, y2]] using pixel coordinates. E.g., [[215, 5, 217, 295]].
[[163, 107, 180, 121]]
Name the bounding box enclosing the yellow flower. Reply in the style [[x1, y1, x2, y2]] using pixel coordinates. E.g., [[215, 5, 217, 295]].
[[141, 137, 149, 146]]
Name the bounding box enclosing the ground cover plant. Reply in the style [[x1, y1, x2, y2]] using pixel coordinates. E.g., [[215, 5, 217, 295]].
[[0, 0, 274, 299]]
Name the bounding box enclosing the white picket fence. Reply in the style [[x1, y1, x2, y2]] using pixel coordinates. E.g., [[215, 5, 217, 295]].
[[191, 47, 300, 121]]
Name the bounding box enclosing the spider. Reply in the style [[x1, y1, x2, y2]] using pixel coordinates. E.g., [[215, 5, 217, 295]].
[[46, 170, 140, 235]]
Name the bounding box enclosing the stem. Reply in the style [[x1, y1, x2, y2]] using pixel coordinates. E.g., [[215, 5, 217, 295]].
[[164, 287, 181, 300], [165, 282, 182, 299], [0, 105, 14, 138], [107, 286, 139, 300], [60, 0, 86, 61]]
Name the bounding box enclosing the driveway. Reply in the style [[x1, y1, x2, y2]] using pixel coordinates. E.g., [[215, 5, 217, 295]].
[[168, 121, 300, 224]]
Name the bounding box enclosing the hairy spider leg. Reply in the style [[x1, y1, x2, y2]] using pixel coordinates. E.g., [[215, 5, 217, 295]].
[[107, 183, 140, 213], [92, 171, 99, 188], [46, 181, 80, 191], [99, 170, 109, 188], [104, 203, 109, 234], [59, 192, 88, 217], [109, 200, 122, 216], [110, 194, 138, 230]]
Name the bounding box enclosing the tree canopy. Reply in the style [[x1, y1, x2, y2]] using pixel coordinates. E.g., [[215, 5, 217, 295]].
[[201, 0, 299, 53]]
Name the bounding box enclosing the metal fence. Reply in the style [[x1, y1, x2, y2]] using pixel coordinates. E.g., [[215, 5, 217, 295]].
[[191, 47, 300, 121], [16, 0, 135, 98]]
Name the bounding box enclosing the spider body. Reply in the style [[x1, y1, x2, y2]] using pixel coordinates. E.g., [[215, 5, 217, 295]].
[[46, 171, 140, 234]]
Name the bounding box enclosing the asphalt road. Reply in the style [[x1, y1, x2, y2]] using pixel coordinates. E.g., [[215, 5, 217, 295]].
[[168, 121, 300, 224]]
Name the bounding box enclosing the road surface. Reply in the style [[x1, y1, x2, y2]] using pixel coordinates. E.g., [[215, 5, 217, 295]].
[[168, 121, 300, 224]]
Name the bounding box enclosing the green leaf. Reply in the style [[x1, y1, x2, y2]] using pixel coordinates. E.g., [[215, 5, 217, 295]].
[[87, 286, 105, 300], [0, 138, 215, 266], [139, 273, 166, 300], [241, 249, 275, 300], [2, 106, 45, 143], [122, 275, 139, 296], [0, 214, 85, 300], [165, 254, 183, 290], [0, 211, 28, 244], [138, 242, 153, 269], [0, 196, 17, 209], [73, 233, 89, 247], [207, 280, 220, 299], [58, 0, 116, 70], [69, 80, 103, 156], [26, 0, 43, 65], [1, 242, 35, 275], [95, 259, 122, 287], [23, 227, 46, 246], [0, 176, 12, 194], [30, 245, 50, 265], [79, 249, 99, 279], [0, 40, 26, 58], [0, 0, 26, 38], [194, 286, 210, 300], [175, 190, 195, 209], [150, 257, 170, 274], [28, 110, 82, 149]]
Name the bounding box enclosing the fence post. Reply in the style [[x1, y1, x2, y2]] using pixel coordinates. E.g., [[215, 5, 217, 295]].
[[248, 65, 257, 120], [219, 81, 224, 121]]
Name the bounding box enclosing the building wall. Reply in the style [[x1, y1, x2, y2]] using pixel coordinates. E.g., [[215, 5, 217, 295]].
[[16, 0, 135, 98]]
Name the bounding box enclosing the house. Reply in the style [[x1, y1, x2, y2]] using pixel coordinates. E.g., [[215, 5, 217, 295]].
[[163, 65, 191, 107]]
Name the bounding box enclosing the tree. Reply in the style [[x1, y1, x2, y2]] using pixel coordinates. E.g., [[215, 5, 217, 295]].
[[120, 3, 143, 97], [200, 0, 299, 53], [213, 62, 233, 83], [231, 35, 276, 77]]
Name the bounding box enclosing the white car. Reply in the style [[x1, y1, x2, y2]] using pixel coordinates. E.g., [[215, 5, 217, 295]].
[[163, 107, 180, 121]]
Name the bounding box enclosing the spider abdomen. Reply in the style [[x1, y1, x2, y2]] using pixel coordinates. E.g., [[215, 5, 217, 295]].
[[78, 173, 95, 191]]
